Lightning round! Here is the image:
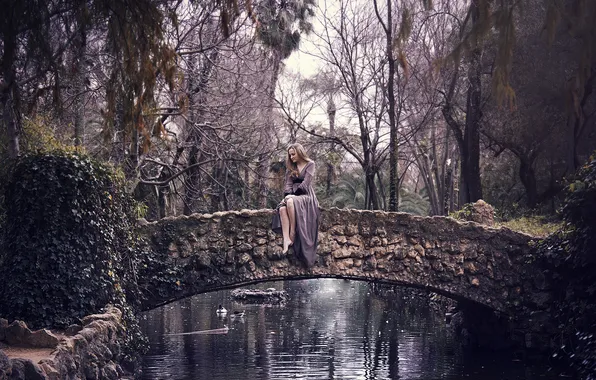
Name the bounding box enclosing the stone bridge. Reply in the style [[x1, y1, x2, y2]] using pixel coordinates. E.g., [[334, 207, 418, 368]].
[[139, 208, 554, 349]]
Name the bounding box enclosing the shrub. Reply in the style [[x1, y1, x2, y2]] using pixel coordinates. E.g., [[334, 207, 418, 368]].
[[538, 152, 596, 378], [0, 152, 142, 329]]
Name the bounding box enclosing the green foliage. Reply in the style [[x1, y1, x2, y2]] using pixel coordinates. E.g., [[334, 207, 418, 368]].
[[497, 216, 561, 237], [20, 115, 76, 154], [0, 152, 145, 338], [322, 169, 429, 215], [449, 202, 475, 221], [0, 159, 12, 233], [398, 188, 430, 216], [328, 171, 366, 209], [135, 223, 185, 307], [255, 0, 315, 59], [0, 117, 75, 229], [536, 152, 596, 378]]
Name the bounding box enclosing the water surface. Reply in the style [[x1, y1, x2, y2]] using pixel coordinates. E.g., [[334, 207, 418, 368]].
[[140, 279, 561, 380]]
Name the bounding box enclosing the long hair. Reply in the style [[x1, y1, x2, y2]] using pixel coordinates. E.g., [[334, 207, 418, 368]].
[[285, 143, 311, 177]]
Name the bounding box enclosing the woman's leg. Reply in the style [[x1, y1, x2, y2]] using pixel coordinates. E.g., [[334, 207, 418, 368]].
[[287, 198, 296, 243], [279, 206, 292, 253]]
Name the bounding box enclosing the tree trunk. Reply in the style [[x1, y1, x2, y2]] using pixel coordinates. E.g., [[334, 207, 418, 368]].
[[461, 1, 483, 205], [73, 12, 87, 147], [519, 157, 538, 209], [326, 98, 336, 197], [571, 71, 595, 171], [1, 29, 20, 159], [365, 165, 380, 210], [257, 51, 282, 209], [183, 48, 219, 215], [374, 0, 399, 211], [387, 2, 399, 212], [444, 165, 453, 214], [183, 144, 203, 215]]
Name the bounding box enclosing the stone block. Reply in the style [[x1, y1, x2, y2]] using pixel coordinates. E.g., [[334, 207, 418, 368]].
[[39, 361, 61, 380], [4, 320, 32, 346], [363, 257, 377, 271], [328, 225, 345, 235], [238, 253, 252, 265], [374, 227, 387, 237], [0, 350, 10, 379], [393, 248, 406, 260], [0, 318, 7, 341], [194, 252, 211, 269], [236, 242, 253, 252], [346, 236, 361, 247], [167, 242, 179, 258], [252, 246, 266, 258], [464, 261, 478, 274], [431, 261, 444, 272], [345, 225, 358, 236], [370, 236, 382, 247], [267, 245, 284, 260], [18, 357, 47, 380], [85, 362, 100, 380], [29, 329, 60, 348], [100, 362, 120, 380], [338, 258, 354, 269], [332, 248, 352, 259], [360, 225, 371, 237], [414, 244, 425, 256], [334, 236, 347, 245]]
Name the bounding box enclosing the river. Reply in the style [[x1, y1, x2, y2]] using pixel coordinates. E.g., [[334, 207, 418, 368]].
[[140, 279, 563, 380]]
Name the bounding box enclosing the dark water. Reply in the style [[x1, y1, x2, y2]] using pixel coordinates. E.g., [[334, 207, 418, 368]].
[[140, 279, 561, 380]]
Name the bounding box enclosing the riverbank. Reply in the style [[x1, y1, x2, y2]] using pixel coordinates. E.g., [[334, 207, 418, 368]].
[[0, 306, 130, 379]]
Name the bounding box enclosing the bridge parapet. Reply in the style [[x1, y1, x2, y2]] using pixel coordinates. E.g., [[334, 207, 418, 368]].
[[139, 208, 551, 321]]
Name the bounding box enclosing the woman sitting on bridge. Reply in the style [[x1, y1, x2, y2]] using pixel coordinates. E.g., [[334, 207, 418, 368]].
[[278, 143, 321, 267]]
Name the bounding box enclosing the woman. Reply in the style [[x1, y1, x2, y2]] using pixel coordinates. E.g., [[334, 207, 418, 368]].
[[278, 143, 320, 267]]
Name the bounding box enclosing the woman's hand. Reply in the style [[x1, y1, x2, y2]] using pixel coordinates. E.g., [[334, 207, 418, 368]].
[[284, 194, 296, 201]]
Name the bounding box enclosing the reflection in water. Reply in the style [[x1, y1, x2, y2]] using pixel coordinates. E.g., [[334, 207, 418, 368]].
[[140, 279, 559, 380]]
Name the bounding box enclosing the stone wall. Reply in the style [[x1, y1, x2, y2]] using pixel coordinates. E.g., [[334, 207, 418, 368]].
[[139, 208, 552, 324], [0, 306, 127, 379]]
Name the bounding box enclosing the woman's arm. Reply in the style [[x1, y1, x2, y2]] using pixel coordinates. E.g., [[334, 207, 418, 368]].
[[284, 170, 293, 196]]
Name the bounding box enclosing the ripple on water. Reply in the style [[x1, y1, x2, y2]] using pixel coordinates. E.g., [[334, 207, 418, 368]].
[[140, 279, 563, 380]]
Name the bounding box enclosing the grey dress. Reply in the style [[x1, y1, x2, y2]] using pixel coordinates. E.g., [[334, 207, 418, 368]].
[[284, 161, 321, 267]]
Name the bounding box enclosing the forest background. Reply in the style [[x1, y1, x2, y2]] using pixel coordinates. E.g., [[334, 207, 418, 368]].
[[1, 0, 595, 227]]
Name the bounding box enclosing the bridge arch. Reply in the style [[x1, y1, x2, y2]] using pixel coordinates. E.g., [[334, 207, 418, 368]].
[[139, 208, 551, 321]]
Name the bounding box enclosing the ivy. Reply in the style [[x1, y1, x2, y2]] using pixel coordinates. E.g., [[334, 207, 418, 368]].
[[0, 152, 148, 363], [537, 152, 596, 378]]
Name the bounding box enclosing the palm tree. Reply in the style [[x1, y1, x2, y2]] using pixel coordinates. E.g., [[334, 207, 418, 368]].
[[253, 0, 315, 207], [330, 171, 367, 210], [399, 188, 430, 216]]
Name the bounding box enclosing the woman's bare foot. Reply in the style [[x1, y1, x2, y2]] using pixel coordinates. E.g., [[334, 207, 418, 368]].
[[283, 239, 293, 254]]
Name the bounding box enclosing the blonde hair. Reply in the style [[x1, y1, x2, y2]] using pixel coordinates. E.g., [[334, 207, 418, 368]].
[[286, 143, 311, 177]]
